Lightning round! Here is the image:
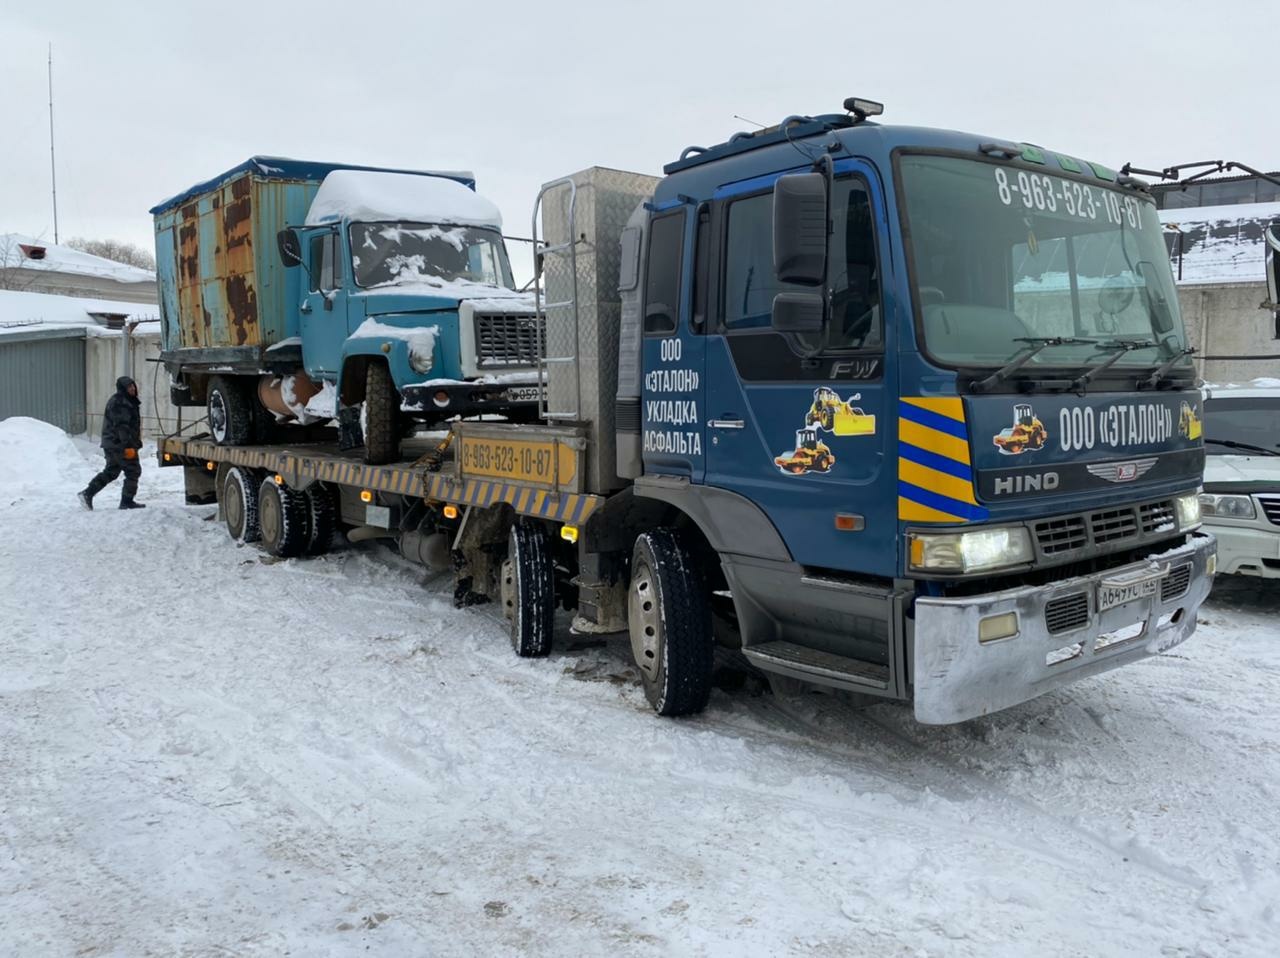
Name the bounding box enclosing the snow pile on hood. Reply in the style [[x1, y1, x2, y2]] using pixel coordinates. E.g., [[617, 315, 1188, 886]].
[[305, 171, 502, 229], [0, 417, 91, 491], [350, 319, 438, 372]]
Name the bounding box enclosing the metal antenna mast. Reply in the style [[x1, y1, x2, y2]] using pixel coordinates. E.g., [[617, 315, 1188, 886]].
[[48, 43, 59, 244]]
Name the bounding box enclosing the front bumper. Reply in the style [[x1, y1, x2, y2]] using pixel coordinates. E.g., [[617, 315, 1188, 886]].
[[1203, 521, 1280, 578], [911, 533, 1216, 725], [400, 378, 542, 418]]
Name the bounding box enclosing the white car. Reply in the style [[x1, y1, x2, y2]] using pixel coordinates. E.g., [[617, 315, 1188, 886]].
[[1200, 384, 1280, 578]]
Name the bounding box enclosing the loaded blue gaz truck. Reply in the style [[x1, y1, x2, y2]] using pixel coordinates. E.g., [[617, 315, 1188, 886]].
[[158, 100, 1217, 724], [151, 157, 541, 464]]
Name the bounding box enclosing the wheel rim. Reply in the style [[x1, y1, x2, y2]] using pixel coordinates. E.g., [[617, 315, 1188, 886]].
[[259, 485, 281, 546], [628, 562, 662, 683], [225, 474, 244, 536], [500, 557, 516, 624], [209, 390, 228, 442]]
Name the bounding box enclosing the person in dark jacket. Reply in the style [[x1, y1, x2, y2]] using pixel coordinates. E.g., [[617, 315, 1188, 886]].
[[79, 376, 146, 510]]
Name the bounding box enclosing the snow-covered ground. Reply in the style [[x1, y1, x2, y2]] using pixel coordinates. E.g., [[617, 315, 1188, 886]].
[[2, 416, 1278, 957]]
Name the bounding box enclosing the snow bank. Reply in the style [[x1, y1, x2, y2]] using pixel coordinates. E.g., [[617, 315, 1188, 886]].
[[0, 417, 93, 490], [350, 319, 438, 371], [0, 289, 160, 335], [306, 171, 502, 229]]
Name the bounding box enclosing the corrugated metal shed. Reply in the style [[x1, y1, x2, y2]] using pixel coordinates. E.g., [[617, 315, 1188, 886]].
[[0, 327, 87, 433]]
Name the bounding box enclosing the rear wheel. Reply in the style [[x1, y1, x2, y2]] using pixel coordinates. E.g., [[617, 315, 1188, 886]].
[[305, 484, 338, 555], [629, 529, 713, 716], [258, 478, 309, 558], [223, 467, 260, 543], [363, 362, 401, 465], [207, 376, 254, 445], [502, 522, 555, 657]]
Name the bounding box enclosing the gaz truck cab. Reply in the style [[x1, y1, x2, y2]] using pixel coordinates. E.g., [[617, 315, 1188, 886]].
[[153, 158, 540, 465]]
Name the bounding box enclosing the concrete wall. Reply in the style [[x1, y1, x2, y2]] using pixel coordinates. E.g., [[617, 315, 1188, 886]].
[[84, 330, 187, 440], [1174, 282, 1279, 384]]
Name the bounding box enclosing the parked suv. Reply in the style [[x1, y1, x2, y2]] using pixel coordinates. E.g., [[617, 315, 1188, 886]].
[[1200, 383, 1280, 578]]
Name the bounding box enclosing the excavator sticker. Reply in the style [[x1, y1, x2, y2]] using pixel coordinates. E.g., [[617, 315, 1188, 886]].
[[992, 403, 1049, 456], [1179, 401, 1203, 440], [774, 428, 836, 475]]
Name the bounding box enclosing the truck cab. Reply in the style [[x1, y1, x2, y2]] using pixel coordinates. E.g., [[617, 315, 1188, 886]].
[[606, 101, 1215, 721]]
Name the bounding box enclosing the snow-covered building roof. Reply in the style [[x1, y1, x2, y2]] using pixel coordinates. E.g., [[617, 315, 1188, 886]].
[[1159, 201, 1280, 286], [0, 289, 159, 339], [0, 233, 155, 285]]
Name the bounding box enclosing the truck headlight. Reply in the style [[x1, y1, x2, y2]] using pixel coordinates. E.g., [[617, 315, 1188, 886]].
[[1198, 493, 1255, 520], [409, 348, 434, 374], [1174, 492, 1203, 530], [908, 526, 1034, 574]]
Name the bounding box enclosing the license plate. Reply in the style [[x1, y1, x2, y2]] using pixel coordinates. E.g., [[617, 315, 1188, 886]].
[[1097, 569, 1162, 611], [501, 386, 543, 403]]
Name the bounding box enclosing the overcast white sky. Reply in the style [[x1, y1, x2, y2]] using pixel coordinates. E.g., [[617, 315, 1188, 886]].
[[2, 0, 1274, 280]]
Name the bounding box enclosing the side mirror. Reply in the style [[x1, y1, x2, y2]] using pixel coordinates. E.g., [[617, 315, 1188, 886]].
[[277, 228, 302, 268], [1265, 223, 1280, 312], [773, 172, 828, 286], [772, 291, 825, 333], [1136, 261, 1176, 334]]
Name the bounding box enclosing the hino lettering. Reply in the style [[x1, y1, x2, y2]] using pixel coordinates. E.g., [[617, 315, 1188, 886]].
[[993, 471, 1061, 496]]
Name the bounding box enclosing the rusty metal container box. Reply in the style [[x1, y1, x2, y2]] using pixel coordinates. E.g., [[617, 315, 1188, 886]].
[[150, 157, 475, 366]]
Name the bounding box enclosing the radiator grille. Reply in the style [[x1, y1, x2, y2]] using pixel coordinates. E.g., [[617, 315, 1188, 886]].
[[1045, 592, 1090, 634], [1034, 515, 1088, 555], [475, 314, 541, 368], [1161, 564, 1192, 602], [1259, 495, 1280, 527], [1140, 500, 1177, 535], [1091, 507, 1139, 544]]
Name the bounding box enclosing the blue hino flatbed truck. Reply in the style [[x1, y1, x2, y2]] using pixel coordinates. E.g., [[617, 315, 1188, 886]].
[[160, 100, 1217, 724]]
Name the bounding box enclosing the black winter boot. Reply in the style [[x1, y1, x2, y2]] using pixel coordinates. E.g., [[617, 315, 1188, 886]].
[[78, 490, 94, 511], [119, 499, 147, 510]]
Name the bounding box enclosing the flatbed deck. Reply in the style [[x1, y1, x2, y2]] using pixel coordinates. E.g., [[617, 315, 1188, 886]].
[[159, 434, 605, 524]]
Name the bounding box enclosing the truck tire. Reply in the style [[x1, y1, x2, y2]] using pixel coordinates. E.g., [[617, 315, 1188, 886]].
[[306, 483, 338, 555], [258, 477, 309, 558], [363, 362, 401, 465], [207, 376, 254, 445], [629, 529, 713, 716], [502, 521, 555, 657], [223, 466, 261, 543]]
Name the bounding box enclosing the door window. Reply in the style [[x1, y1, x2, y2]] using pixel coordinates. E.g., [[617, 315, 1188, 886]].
[[644, 210, 686, 334], [309, 233, 342, 292]]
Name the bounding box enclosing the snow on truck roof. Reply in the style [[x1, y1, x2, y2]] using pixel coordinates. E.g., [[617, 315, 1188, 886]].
[[148, 156, 477, 216], [304, 170, 503, 229]]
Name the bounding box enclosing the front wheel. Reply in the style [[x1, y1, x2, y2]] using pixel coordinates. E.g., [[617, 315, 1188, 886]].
[[207, 376, 254, 445], [502, 522, 555, 657], [628, 529, 713, 716], [363, 362, 401, 465]]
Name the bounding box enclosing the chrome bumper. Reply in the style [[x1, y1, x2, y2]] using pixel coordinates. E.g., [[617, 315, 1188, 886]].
[[911, 534, 1216, 725]]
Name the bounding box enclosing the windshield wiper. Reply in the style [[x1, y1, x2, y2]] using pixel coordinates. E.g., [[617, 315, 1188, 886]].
[[1070, 340, 1155, 393], [1205, 438, 1280, 457], [970, 336, 1097, 393], [1141, 346, 1198, 389]]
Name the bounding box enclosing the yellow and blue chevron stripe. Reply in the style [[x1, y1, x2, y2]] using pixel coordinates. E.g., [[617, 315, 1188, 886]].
[[897, 397, 989, 524]]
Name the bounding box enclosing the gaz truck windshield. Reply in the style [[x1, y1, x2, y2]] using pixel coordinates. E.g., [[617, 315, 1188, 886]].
[[350, 222, 516, 290], [898, 155, 1189, 373]]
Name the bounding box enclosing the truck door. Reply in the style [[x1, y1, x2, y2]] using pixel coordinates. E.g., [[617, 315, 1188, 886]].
[[640, 206, 707, 482], [299, 228, 349, 378], [704, 164, 897, 578]]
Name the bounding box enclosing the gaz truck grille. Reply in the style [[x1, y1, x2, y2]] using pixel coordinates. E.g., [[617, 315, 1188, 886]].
[[475, 314, 542, 367], [1258, 495, 1280, 527], [1045, 592, 1089, 634]]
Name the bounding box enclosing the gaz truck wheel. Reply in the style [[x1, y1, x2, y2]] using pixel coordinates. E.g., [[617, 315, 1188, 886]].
[[628, 529, 713, 717], [223, 466, 261, 544], [207, 376, 254, 445], [502, 521, 555, 657], [257, 477, 310, 558], [305, 483, 338, 556], [363, 362, 401, 465]]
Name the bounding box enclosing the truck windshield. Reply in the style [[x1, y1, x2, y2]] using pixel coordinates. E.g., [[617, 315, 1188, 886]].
[[898, 154, 1189, 373], [349, 222, 515, 290]]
